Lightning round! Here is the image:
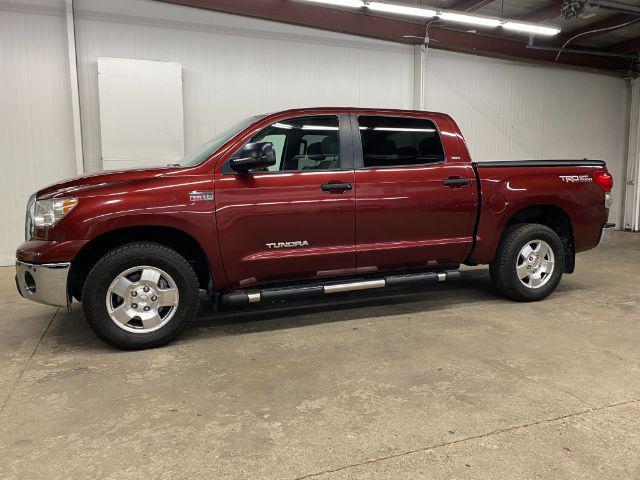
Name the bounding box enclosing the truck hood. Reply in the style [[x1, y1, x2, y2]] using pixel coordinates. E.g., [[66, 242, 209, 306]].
[[37, 166, 181, 199]]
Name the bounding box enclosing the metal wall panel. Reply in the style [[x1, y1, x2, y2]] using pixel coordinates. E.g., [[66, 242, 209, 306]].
[[73, 0, 415, 173], [97, 57, 185, 170], [424, 49, 630, 226], [0, 0, 77, 265], [624, 80, 640, 231]]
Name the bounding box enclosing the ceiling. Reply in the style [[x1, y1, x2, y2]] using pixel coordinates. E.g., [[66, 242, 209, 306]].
[[160, 0, 640, 75]]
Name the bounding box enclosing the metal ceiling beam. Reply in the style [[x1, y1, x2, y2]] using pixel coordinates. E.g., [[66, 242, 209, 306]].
[[607, 35, 640, 53], [158, 0, 629, 72], [428, 27, 626, 70], [555, 13, 637, 44], [449, 0, 495, 12], [518, 0, 563, 22], [598, 0, 640, 16], [161, 0, 425, 43]]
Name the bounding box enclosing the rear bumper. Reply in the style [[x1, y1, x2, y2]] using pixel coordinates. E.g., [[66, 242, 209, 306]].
[[598, 223, 616, 247], [15, 260, 71, 307]]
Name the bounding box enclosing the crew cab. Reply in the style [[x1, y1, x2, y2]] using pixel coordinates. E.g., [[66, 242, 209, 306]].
[[15, 108, 615, 350]]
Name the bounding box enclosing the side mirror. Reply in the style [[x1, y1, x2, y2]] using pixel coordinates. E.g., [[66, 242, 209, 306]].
[[229, 142, 276, 173]]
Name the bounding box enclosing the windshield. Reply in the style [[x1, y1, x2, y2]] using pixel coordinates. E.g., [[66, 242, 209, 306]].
[[177, 115, 264, 167]]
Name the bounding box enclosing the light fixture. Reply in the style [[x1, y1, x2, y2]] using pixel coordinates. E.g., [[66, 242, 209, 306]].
[[439, 11, 501, 28], [294, 0, 560, 37], [297, 0, 364, 7], [302, 125, 340, 130], [502, 22, 560, 36], [367, 2, 436, 18], [373, 127, 436, 132]]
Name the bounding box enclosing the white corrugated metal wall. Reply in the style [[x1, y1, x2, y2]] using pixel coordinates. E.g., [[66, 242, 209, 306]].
[[74, 0, 415, 173], [0, 0, 77, 265], [0, 0, 631, 265]]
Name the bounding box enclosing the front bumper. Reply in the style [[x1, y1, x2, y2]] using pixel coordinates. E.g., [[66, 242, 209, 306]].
[[598, 223, 616, 247], [15, 260, 71, 307]]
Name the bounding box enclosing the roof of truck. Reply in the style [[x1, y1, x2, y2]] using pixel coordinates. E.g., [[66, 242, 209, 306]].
[[265, 107, 450, 117]]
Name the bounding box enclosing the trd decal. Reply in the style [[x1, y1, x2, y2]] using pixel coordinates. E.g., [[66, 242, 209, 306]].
[[559, 175, 592, 183]]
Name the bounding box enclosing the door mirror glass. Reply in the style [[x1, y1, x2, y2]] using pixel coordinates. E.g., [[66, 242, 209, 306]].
[[229, 142, 277, 172]]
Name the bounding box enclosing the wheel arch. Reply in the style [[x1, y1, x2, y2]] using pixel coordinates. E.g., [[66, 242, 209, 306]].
[[69, 226, 213, 301], [501, 204, 575, 273]]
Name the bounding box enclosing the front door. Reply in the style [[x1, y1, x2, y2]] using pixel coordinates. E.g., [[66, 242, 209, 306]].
[[353, 113, 476, 272], [215, 114, 356, 289]]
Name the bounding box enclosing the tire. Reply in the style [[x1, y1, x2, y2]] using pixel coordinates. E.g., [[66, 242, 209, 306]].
[[489, 223, 564, 302], [82, 242, 200, 350]]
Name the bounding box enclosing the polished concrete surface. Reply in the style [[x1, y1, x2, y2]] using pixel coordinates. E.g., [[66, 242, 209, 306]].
[[1, 232, 639, 479]]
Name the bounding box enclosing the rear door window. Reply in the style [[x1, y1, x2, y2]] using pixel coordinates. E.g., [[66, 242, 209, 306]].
[[357, 116, 445, 168]]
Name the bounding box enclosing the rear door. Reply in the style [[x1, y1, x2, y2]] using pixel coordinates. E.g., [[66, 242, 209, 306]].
[[352, 113, 476, 272], [215, 114, 356, 289]]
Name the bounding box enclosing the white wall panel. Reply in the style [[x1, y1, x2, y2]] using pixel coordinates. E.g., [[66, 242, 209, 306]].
[[424, 49, 629, 225], [0, 0, 77, 265], [97, 57, 184, 169], [624, 80, 640, 231], [73, 0, 414, 173]]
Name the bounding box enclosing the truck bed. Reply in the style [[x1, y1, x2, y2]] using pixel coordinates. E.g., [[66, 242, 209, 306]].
[[470, 158, 610, 266], [474, 160, 606, 168]]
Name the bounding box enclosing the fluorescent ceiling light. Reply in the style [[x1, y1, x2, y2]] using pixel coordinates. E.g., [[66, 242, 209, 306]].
[[367, 2, 436, 18], [296, 0, 560, 37], [373, 127, 436, 132], [274, 123, 339, 130], [502, 22, 560, 36], [439, 11, 501, 27], [302, 125, 340, 130], [297, 0, 364, 7]]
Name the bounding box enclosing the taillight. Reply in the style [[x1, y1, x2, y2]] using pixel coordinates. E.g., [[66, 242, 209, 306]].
[[594, 170, 613, 192]]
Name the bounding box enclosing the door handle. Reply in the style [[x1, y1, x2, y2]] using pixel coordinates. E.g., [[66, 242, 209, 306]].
[[442, 177, 471, 187], [321, 182, 352, 192]]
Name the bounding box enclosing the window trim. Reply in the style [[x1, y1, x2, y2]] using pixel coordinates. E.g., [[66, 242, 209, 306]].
[[350, 113, 447, 170], [222, 114, 354, 175]]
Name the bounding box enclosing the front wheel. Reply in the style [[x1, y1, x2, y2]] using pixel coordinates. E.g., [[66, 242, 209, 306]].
[[82, 242, 200, 349], [489, 224, 564, 302]]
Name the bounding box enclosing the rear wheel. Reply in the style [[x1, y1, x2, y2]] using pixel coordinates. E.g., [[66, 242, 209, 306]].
[[489, 224, 564, 302], [82, 242, 200, 349]]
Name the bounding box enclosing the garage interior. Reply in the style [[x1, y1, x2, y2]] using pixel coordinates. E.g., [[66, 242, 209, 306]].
[[2, 0, 640, 478]]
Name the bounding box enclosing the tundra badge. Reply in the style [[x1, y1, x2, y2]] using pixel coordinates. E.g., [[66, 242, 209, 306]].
[[266, 241, 310, 249]]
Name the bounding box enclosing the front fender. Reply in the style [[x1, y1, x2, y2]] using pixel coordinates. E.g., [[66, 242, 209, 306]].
[[40, 174, 227, 288]]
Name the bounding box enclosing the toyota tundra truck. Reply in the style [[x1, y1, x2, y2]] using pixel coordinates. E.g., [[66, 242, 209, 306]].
[[15, 108, 615, 349]]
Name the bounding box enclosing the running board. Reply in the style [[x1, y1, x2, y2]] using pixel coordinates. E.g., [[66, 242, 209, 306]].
[[220, 269, 461, 308]]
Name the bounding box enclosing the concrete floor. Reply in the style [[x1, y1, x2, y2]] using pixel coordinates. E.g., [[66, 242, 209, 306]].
[[1, 232, 639, 479]]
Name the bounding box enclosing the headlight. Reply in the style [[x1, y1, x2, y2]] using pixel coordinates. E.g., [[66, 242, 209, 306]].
[[33, 197, 78, 228], [25, 193, 36, 241]]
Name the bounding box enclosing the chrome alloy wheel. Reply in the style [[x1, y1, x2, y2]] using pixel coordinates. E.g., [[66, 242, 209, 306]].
[[516, 239, 555, 289], [105, 266, 180, 333]]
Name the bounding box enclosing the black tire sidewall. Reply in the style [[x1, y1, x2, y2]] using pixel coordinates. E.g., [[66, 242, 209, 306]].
[[82, 243, 199, 349], [494, 224, 564, 302]]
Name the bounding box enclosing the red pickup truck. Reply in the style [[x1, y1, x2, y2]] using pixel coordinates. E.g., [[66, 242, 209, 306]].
[[16, 108, 614, 349]]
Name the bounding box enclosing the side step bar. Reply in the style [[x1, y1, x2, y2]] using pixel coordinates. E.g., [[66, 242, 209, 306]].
[[220, 270, 461, 308]]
